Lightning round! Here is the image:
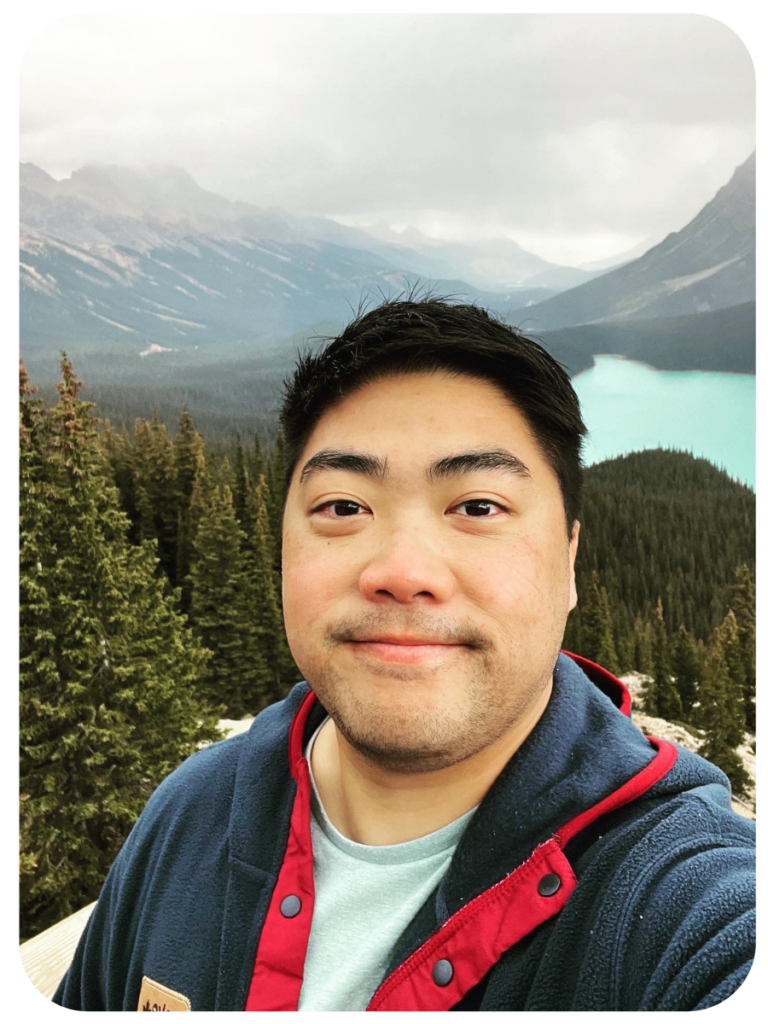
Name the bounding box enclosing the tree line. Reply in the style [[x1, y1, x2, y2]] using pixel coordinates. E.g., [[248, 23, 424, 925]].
[[562, 448, 755, 799], [20, 357, 755, 940]]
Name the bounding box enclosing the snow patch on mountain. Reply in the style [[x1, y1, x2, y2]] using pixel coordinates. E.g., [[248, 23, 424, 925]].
[[140, 342, 180, 357], [89, 311, 136, 332], [20, 262, 58, 296], [662, 257, 742, 295], [137, 296, 183, 314], [254, 265, 298, 289], [153, 312, 205, 328]]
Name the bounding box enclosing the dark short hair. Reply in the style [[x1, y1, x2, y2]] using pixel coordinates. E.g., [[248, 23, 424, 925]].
[[279, 295, 588, 539]]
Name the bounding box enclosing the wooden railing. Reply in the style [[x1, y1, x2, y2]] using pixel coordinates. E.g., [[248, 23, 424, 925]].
[[19, 901, 96, 999]]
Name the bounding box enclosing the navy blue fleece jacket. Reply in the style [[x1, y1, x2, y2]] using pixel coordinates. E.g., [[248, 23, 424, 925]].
[[53, 651, 755, 1011]]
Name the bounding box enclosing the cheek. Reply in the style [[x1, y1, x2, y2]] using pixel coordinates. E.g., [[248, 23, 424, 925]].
[[462, 535, 560, 613], [281, 539, 349, 634]]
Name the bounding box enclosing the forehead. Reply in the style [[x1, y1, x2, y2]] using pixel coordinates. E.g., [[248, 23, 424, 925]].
[[301, 370, 546, 473]]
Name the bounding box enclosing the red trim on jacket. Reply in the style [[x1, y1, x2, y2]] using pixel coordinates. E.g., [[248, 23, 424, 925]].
[[555, 736, 677, 848], [244, 689, 318, 1011], [245, 654, 676, 1012], [561, 649, 633, 716], [366, 837, 578, 1011]]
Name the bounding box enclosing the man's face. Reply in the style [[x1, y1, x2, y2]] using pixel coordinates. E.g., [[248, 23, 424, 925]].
[[281, 370, 579, 774]]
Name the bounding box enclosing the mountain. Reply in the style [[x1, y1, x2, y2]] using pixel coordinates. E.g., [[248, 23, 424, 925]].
[[20, 162, 559, 359], [521, 264, 604, 290], [506, 151, 756, 330], [20, 161, 304, 252]]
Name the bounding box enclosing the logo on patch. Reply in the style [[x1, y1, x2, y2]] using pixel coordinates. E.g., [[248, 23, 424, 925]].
[[138, 976, 191, 1011]]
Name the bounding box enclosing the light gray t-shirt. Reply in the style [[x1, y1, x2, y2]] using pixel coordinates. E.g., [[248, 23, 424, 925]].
[[297, 717, 479, 1011]]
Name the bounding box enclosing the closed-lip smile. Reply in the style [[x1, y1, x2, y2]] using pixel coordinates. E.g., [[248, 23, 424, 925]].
[[348, 635, 468, 664]]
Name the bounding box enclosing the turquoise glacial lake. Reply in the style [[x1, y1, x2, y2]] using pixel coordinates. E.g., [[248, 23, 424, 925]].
[[571, 355, 756, 491]]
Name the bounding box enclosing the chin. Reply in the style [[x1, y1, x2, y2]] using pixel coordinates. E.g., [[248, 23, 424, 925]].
[[329, 695, 489, 774]]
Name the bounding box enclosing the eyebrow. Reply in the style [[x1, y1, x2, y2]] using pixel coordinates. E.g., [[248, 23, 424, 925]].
[[298, 447, 532, 485]]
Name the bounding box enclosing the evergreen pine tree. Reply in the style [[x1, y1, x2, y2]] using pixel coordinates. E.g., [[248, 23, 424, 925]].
[[651, 598, 683, 721], [174, 407, 205, 511], [188, 456, 216, 540], [246, 474, 299, 705], [727, 564, 756, 732], [266, 431, 287, 574], [670, 623, 700, 718], [132, 420, 157, 543], [579, 570, 620, 674], [698, 626, 750, 798], [632, 615, 653, 675], [19, 358, 219, 940], [232, 433, 251, 533], [596, 584, 621, 675], [173, 407, 206, 611], [101, 423, 141, 544], [188, 483, 266, 718], [613, 602, 634, 673], [132, 412, 178, 581], [219, 455, 234, 493], [251, 432, 265, 484], [717, 610, 747, 747]]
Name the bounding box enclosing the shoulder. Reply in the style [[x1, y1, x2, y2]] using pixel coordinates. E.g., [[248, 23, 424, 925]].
[[147, 731, 246, 812], [130, 734, 246, 838], [91, 732, 248, 903], [639, 742, 755, 848], [566, 744, 754, 1010], [574, 742, 754, 890]]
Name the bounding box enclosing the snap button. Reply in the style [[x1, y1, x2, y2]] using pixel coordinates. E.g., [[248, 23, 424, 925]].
[[280, 895, 302, 918], [538, 872, 561, 897], [432, 959, 454, 986]]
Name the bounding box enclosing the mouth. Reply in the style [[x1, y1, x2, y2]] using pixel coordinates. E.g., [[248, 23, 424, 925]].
[[347, 637, 469, 665]]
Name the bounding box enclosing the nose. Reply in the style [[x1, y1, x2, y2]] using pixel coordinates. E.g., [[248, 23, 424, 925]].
[[358, 528, 458, 605]]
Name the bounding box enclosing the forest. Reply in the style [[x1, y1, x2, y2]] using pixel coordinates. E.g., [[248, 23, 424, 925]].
[[19, 356, 755, 941]]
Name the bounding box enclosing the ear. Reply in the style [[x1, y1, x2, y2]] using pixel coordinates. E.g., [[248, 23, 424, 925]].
[[567, 520, 580, 613]]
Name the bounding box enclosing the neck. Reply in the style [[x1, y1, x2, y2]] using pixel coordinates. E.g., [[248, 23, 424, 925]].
[[309, 676, 553, 846]]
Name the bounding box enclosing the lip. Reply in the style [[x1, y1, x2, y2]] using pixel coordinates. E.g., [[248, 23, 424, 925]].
[[348, 638, 466, 664], [355, 635, 456, 645]]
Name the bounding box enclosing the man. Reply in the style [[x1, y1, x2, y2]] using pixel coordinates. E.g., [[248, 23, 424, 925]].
[[53, 297, 755, 1011]]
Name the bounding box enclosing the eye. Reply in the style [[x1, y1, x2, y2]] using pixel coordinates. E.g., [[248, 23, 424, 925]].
[[310, 499, 369, 518], [450, 499, 509, 518]]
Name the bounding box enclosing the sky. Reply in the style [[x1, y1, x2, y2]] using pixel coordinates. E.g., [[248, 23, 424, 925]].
[[19, 12, 755, 267]]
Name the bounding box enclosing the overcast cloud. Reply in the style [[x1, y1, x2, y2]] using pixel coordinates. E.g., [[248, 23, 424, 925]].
[[20, 13, 755, 265]]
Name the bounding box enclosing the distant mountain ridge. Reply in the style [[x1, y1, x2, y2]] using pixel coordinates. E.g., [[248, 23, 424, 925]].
[[351, 221, 612, 291], [20, 161, 566, 353], [20, 161, 607, 293]]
